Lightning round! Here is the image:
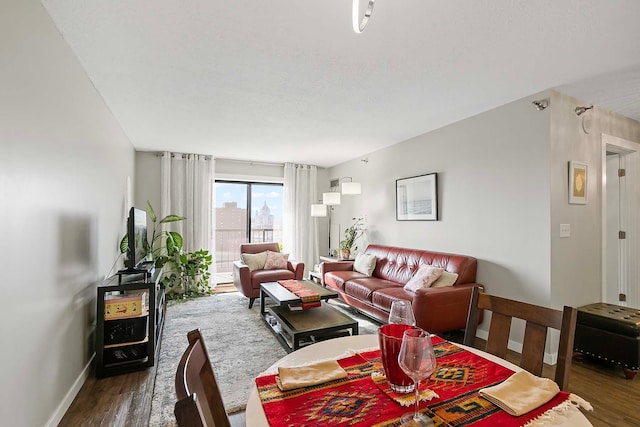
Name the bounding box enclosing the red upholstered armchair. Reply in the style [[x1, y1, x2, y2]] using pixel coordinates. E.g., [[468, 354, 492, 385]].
[[233, 242, 304, 308]]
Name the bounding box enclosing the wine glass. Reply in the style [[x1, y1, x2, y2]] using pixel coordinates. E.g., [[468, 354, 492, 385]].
[[389, 300, 416, 325], [398, 328, 437, 426]]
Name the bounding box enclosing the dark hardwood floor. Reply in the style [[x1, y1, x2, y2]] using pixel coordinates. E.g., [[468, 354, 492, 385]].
[[60, 339, 639, 427]]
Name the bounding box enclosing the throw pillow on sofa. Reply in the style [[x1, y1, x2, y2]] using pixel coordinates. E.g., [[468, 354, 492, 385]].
[[264, 251, 289, 269], [241, 251, 268, 271], [354, 253, 377, 276], [431, 271, 459, 287], [404, 265, 444, 292]]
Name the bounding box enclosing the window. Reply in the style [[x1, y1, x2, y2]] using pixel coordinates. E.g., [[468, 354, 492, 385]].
[[215, 181, 283, 274]]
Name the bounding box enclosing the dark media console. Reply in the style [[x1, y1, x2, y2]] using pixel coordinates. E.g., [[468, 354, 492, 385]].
[[95, 267, 164, 377], [116, 260, 155, 283]]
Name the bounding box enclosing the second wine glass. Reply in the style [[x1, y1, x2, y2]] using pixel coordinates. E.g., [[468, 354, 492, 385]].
[[398, 327, 436, 426], [389, 300, 416, 325]]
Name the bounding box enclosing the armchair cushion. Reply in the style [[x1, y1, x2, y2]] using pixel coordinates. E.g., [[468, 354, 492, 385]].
[[241, 251, 268, 271], [264, 251, 289, 269]]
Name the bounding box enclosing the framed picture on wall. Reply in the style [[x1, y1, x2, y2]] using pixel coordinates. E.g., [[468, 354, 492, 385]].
[[396, 173, 438, 220], [568, 161, 588, 204]]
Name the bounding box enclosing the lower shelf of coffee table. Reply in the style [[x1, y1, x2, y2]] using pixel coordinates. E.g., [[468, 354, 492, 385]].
[[264, 304, 358, 352]]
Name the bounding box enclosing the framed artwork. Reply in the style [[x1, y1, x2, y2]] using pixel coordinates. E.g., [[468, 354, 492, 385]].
[[396, 173, 438, 221], [569, 161, 587, 204]]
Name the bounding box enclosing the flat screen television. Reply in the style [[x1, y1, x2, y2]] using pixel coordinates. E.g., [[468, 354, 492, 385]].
[[124, 207, 149, 271]]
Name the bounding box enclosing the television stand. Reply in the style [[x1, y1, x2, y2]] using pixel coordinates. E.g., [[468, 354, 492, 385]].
[[116, 262, 155, 283], [96, 267, 165, 377]]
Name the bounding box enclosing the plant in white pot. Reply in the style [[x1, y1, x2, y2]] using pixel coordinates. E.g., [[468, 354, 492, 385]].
[[339, 217, 365, 259]]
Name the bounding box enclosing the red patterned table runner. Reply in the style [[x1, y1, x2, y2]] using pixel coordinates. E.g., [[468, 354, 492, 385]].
[[278, 280, 321, 309], [256, 336, 571, 427]]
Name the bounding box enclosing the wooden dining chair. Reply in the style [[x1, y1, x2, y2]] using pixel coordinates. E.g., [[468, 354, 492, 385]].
[[174, 329, 231, 427], [463, 286, 577, 390]]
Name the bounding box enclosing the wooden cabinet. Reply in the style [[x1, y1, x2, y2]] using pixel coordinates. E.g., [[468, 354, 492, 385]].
[[95, 268, 164, 377]]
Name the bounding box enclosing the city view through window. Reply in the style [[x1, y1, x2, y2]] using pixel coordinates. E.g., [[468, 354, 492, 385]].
[[215, 182, 283, 276]]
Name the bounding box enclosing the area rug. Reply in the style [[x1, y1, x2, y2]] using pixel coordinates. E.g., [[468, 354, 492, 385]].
[[148, 291, 381, 426]]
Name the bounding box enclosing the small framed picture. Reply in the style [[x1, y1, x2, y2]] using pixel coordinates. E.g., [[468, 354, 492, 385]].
[[396, 173, 438, 220], [568, 161, 587, 204]]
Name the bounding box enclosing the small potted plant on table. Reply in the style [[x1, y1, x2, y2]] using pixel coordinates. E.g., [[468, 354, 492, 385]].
[[339, 217, 365, 259]]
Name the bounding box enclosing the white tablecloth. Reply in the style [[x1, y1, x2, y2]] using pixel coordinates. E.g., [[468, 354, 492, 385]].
[[245, 334, 592, 426]]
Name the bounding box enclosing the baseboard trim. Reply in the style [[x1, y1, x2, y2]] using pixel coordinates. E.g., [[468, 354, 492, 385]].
[[45, 353, 95, 427]]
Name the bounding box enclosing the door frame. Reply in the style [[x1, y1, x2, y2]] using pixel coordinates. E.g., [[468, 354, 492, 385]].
[[601, 134, 639, 307]]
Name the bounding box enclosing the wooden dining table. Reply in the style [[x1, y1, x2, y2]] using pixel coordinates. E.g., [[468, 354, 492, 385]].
[[245, 334, 592, 426]]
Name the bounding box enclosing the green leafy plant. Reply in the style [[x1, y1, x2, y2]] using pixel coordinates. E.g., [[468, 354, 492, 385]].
[[120, 200, 213, 299], [339, 217, 365, 251], [162, 249, 213, 300]]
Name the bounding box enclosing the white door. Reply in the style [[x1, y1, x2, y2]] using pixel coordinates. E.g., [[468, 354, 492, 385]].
[[605, 153, 622, 304], [602, 134, 639, 308]]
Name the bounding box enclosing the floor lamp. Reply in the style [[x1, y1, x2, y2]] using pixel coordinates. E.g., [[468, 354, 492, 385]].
[[311, 177, 361, 257]]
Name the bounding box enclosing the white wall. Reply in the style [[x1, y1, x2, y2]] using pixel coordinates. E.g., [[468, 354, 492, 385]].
[[549, 91, 640, 309], [326, 91, 640, 357], [0, 1, 134, 426], [328, 93, 553, 312]]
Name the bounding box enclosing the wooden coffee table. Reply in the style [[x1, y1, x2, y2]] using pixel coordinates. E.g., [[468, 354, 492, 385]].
[[260, 280, 358, 352]]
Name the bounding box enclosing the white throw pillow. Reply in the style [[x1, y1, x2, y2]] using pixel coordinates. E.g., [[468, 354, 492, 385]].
[[430, 271, 459, 287], [264, 251, 289, 269], [241, 251, 268, 271], [354, 253, 377, 276], [403, 265, 444, 293]]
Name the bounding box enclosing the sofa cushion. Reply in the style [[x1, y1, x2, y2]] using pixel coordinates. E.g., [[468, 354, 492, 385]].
[[344, 278, 400, 303], [242, 251, 268, 271], [371, 287, 415, 312], [264, 250, 289, 269], [324, 271, 367, 291], [403, 265, 444, 292], [363, 244, 477, 285], [354, 253, 377, 276], [431, 271, 459, 287]]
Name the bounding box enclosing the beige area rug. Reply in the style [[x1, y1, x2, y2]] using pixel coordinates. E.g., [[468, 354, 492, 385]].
[[148, 291, 382, 426]]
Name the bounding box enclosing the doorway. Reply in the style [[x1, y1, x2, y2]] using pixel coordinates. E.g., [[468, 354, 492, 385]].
[[602, 134, 639, 307]]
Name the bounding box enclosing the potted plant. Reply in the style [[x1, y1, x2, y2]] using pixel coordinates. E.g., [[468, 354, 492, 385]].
[[339, 217, 365, 259], [120, 201, 214, 299]]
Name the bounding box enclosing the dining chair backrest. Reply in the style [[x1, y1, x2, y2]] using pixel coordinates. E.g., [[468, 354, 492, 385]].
[[174, 329, 231, 427], [174, 393, 207, 427], [463, 286, 577, 390]]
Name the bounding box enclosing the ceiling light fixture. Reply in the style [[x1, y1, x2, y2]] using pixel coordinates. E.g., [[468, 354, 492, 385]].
[[575, 105, 594, 116], [532, 99, 549, 111], [353, 0, 375, 33]]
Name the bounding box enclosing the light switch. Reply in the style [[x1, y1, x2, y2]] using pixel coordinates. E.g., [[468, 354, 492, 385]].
[[560, 224, 571, 238]]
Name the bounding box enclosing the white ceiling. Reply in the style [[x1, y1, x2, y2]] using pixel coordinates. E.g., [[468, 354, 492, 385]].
[[42, 0, 640, 168]]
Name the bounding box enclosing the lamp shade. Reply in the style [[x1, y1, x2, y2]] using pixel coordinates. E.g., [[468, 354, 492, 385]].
[[310, 204, 327, 217], [341, 181, 361, 195], [323, 192, 341, 205]]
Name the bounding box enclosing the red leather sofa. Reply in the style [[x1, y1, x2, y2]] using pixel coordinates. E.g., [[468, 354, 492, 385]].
[[321, 244, 481, 333], [233, 242, 304, 308]]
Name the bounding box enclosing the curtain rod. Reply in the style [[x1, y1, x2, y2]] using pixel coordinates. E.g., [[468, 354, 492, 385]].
[[216, 158, 284, 167], [148, 152, 284, 167], [151, 151, 213, 160]]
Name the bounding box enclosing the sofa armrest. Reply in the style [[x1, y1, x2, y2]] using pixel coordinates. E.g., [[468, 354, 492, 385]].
[[412, 283, 484, 333], [288, 261, 305, 279], [320, 261, 354, 276], [233, 260, 251, 290]]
